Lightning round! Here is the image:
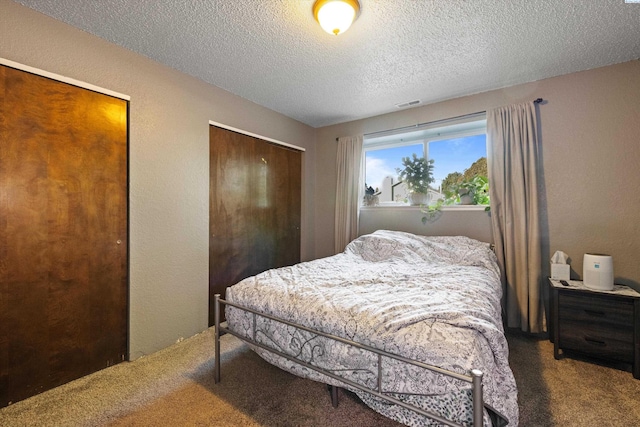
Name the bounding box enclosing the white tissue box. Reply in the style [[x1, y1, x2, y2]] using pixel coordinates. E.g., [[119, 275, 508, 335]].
[[550, 263, 570, 280]]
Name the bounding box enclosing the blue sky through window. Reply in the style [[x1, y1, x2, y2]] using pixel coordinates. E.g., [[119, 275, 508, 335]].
[[365, 134, 486, 191]]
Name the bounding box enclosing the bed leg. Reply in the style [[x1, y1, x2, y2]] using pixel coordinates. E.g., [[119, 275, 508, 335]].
[[214, 294, 221, 384], [471, 369, 483, 426], [329, 385, 339, 408]]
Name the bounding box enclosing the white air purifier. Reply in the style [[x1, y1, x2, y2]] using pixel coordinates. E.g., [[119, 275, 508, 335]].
[[583, 253, 614, 291]]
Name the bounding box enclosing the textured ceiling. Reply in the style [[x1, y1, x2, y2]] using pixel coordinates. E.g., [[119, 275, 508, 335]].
[[15, 0, 640, 128]]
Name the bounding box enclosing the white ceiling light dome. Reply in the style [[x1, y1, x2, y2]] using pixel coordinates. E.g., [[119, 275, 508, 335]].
[[313, 0, 360, 36]]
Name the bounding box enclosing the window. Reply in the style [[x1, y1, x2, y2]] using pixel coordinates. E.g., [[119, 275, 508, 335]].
[[364, 117, 488, 207]]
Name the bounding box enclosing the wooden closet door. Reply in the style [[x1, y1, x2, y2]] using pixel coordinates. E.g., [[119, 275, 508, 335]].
[[0, 65, 128, 406], [209, 126, 301, 324]]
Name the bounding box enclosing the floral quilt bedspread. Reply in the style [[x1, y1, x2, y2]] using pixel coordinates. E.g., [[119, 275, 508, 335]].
[[226, 230, 518, 426]]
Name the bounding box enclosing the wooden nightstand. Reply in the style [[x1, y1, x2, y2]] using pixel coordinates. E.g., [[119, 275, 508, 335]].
[[548, 278, 640, 379]]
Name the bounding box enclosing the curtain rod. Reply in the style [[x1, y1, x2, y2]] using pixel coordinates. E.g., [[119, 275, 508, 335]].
[[335, 98, 543, 141]]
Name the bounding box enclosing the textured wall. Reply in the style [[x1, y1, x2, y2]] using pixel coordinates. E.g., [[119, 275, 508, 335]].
[[315, 60, 640, 293], [535, 61, 640, 289], [0, 0, 316, 359], [359, 208, 493, 243]]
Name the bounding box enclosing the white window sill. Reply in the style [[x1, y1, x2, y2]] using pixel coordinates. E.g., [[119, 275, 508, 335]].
[[360, 204, 489, 212]]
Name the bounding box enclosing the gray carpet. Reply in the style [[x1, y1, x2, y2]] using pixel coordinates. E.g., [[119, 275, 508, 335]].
[[0, 327, 638, 426], [506, 330, 640, 426]]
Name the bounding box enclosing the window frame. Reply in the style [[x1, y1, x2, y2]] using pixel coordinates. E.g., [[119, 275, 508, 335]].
[[363, 117, 488, 208]]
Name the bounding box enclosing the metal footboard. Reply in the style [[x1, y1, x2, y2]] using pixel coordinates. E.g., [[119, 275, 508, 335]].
[[213, 294, 485, 427]]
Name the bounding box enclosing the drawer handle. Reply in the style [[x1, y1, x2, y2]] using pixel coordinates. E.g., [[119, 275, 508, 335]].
[[584, 309, 605, 317], [584, 337, 606, 346]]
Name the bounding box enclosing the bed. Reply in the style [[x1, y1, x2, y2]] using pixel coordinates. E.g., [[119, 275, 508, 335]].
[[214, 230, 518, 426]]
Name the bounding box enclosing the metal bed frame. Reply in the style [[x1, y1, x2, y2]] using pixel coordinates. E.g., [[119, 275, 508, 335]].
[[213, 294, 486, 427]]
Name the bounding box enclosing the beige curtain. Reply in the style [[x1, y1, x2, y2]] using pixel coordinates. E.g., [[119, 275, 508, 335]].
[[334, 135, 364, 253], [487, 101, 544, 333]]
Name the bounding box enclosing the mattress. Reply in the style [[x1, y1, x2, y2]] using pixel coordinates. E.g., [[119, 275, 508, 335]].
[[226, 230, 518, 426]]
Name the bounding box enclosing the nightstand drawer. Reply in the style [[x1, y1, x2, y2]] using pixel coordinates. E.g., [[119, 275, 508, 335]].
[[549, 278, 640, 379], [558, 293, 633, 327], [559, 320, 633, 362]]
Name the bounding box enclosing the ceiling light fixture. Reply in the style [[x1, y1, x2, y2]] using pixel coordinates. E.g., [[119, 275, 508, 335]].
[[313, 0, 360, 36]]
